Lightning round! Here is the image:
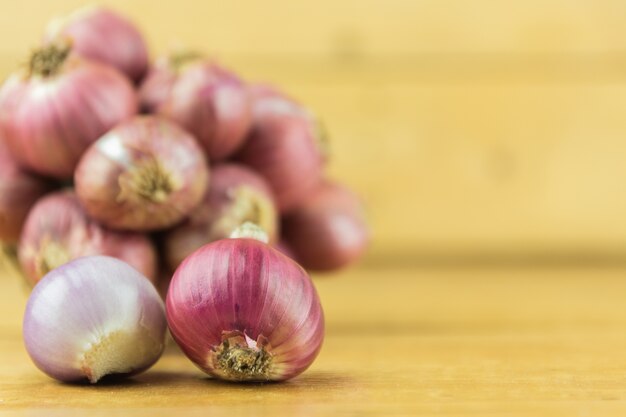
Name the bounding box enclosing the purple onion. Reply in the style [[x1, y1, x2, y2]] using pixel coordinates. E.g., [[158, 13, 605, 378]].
[[0, 42, 138, 179], [0, 143, 52, 243], [140, 57, 251, 161], [74, 116, 210, 231], [19, 189, 158, 285], [166, 224, 324, 382], [44, 6, 149, 83], [283, 181, 369, 271], [235, 84, 328, 213]]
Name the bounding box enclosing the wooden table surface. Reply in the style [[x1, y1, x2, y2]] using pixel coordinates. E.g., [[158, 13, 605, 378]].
[[2, 260, 626, 416]]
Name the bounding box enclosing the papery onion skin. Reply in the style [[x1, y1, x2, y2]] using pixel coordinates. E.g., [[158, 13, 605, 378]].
[[23, 256, 166, 383], [19, 190, 157, 285], [45, 6, 149, 83], [140, 59, 251, 161], [235, 113, 325, 213], [163, 163, 278, 271], [283, 181, 369, 271], [0, 143, 52, 243], [74, 116, 209, 231], [166, 238, 324, 382], [0, 45, 137, 179]]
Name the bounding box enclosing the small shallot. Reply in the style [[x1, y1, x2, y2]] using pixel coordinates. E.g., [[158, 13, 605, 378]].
[[138, 51, 203, 113], [45, 6, 149, 83], [0, 143, 52, 243], [235, 113, 325, 213], [163, 163, 278, 271], [0, 42, 137, 178], [19, 189, 157, 285], [166, 224, 324, 382], [75, 116, 209, 231], [23, 256, 166, 383], [283, 181, 368, 271], [140, 57, 251, 160]]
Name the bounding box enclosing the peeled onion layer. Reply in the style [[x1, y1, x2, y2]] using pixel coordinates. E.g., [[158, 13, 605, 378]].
[[166, 237, 324, 382], [23, 256, 166, 383]]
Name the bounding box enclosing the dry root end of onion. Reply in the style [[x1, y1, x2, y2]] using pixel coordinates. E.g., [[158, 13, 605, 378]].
[[118, 158, 177, 204], [29, 42, 71, 78], [210, 331, 273, 381], [80, 327, 163, 383]]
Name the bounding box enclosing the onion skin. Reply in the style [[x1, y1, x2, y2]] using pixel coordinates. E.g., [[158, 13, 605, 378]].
[[19, 190, 157, 285], [140, 59, 251, 161], [74, 116, 209, 231], [283, 181, 369, 271], [23, 256, 166, 383], [163, 163, 278, 271], [235, 113, 325, 213], [166, 237, 324, 382], [0, 46, 137, 179], [0, 144, 52, 243], [45, 6, 149, 83]]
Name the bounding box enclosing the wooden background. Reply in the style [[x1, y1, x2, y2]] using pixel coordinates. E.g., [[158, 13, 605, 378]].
[[4, 2, 626, 415], [2, 0, 626, 262]]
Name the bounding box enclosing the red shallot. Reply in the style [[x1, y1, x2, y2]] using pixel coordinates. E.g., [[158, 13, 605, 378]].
[[19, 189, 157, 285], [75, 116, 209, 231], [166, 224, 324, 382]]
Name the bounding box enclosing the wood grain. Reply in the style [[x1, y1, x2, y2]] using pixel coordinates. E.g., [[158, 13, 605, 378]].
[[3, 263, 626, 415]]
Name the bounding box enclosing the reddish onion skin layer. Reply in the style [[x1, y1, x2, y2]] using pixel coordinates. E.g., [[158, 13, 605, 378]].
[[0, 143, 52, 243], [0, 51, 137, 179], [45, 6, 149, 83], [74, 116, 209, 231], [163, 163, 278, 271], [19, 190, 157, 285], [283, 181, 369, 271], [235, 113, 325, 213], [140, 59, 251, 161], [166, 238, 324, 382]]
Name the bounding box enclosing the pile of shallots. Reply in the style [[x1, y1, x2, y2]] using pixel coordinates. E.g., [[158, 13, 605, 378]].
[[0, 7, 367, 384]]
